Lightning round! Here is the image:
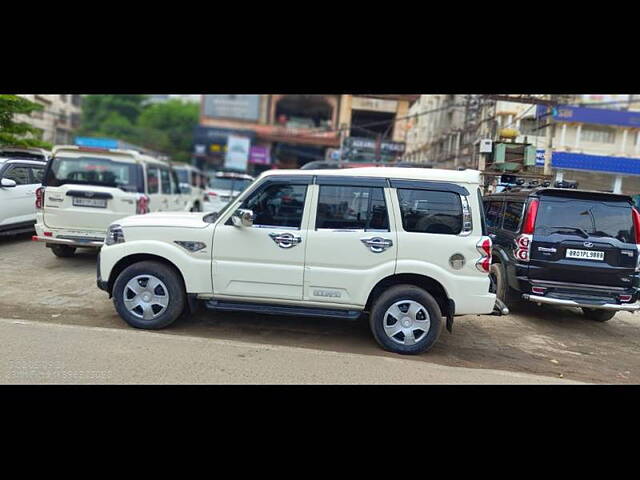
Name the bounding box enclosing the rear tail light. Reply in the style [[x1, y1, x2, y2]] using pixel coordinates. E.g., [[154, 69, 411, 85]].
[[522, 198, 539, 235], [531, 286, 546, 295], [619, 294, 632, 303], [475, 236, 492, 273], [632, 208, 640, 271], [35, 187, 44, 209], [515, 234, 533, 262], [207, 191, 218, 197], [136, 194, 150, 214]]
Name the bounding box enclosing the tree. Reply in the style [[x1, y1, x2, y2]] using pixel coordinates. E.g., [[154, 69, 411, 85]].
[[0, 95, 52, 148], [79, 95, 148, 135], [138, 100, 199, 163]]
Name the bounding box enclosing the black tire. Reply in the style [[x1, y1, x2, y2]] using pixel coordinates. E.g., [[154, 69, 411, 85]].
[[582, 308, 616, 322], [369, 284, 444, 355], [50, 244, 76, 258], [190, 202, 202, 212], [490, 262, 520, 307], [112, 260, 186, 330]]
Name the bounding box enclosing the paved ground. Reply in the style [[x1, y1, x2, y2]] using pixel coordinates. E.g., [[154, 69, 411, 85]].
[[0, 318, 579, 384], [1, 233, 638, 384]]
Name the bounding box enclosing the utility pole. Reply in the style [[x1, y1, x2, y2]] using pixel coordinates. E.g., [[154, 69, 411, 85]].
[[543, 95, 556, 177]]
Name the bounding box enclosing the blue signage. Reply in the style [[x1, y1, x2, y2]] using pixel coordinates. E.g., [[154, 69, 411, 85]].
[[535, 149, 545, 167], [75, 137, 119, 149], [552, 151, 640, 175], [537, 105, 640, 128]]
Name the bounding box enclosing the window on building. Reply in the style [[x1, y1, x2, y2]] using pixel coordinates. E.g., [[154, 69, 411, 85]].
[[503, 202, 525, 232], [581, 126, 616, 144], [316, 186, 389, 231], [55, 129, 68, 144], [60, 95, 67, 102], [397, 189, 462, 235], [71, 95, 82, 107]]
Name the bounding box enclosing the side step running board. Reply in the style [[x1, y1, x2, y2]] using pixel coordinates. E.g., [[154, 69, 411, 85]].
[[204, 300, 362, 321]]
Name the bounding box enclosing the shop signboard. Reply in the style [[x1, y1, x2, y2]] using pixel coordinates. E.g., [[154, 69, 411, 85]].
[[249, 146, 270, 165], [203, 95, 261, 121], [225, 135, 251, 171], [351, 96, 398, 113], [535, 149, 545, 167], [345, 137, 406, 153]]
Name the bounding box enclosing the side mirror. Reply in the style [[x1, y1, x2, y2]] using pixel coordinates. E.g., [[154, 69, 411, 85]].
[[232, 208, 254, 227], [1, 178, 17, 188]]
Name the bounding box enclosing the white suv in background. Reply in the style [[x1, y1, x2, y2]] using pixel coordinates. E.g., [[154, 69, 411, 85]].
[[203, 171, 254, 213], [97, 167, 504, 355], [173, 163, 207, 212], [0, 156, 47, 236], [33, 145, 187, 258]]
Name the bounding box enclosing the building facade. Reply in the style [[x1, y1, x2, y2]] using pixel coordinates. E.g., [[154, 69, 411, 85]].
[[405, 94, 640, 195], [193, 94, 417, 174], [146, 94, 201, 104], [16, 94, 82, 146]]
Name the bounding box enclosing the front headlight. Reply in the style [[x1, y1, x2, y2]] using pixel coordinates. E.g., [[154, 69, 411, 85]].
[[105, 224, 125, 246]]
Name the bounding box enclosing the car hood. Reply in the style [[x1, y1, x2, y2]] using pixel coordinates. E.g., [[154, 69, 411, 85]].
[[117, 212, 210, 229]]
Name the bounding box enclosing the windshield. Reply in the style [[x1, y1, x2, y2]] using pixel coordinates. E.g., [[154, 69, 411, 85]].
[[45, 156, 143, 192], [210, 177, 252, 191], [535, 198, 634, 243]]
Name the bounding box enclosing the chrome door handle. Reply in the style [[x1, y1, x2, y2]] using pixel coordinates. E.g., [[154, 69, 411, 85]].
[[269, 232, 302, 249], [361, 237, 393, 253]]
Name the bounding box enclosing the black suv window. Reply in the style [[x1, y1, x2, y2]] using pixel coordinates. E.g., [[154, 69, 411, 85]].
[[503, 202, 524, 232], [535, 198, 634, 243], [397, 189, 462, 235], [241, 183, 308, 228], [484, 201, 504, 229], [316, 186, 389, 230]]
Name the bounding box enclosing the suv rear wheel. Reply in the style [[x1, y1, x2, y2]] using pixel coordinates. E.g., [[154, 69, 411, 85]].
[[370, 284, 443, 355], [113, 261, 186, 329], [490, 262, 520, 307], [582, 308, 616, 322], [50, 244, 76, 258]]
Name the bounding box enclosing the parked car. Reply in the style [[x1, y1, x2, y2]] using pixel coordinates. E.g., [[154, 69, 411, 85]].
[[172, 163, 207, 212], [33, 145, 187, 258], [0, 156, 47, 236], [97, 167, 503, 355], [484, 187, 640, 321], [203, 171, 254, 213]]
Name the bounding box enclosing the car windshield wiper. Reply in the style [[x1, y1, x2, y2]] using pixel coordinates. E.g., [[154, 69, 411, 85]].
[[547, 225, 590, 238]]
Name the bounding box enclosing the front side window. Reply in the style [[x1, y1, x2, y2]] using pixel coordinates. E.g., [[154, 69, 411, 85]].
[[240, 183, 308, 228], [316, 185, 389, 231], [484, 201, 504, 229], [4, 166, 30, 185], [503, 202, 524, 232], [397, 189, 462, 235], [147, 167, 159, 194]]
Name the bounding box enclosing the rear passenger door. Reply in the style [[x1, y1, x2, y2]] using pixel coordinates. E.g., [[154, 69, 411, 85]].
[[303, 177, 396, 306], [145, 166, 163, 212]]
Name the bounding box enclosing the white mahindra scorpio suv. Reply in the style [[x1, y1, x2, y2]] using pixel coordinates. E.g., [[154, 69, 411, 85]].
[[97, 167, 503, 354]]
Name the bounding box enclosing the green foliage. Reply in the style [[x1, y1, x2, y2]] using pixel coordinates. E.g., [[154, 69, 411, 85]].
[[0, 95, 52, 148], [79, 95, 199, 163]]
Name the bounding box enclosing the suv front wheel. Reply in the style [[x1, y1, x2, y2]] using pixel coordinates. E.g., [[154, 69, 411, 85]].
[[113, 261, 186, 329], [370, 284, 443, 355]]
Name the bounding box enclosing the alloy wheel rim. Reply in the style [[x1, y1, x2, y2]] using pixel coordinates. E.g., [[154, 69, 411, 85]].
[[383, 300, 430, 346], [123, 275, 169, 320]]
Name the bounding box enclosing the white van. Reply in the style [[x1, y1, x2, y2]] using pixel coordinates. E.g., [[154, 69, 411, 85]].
[[33, 145, 187, 257], [172, 163, 207, 212]]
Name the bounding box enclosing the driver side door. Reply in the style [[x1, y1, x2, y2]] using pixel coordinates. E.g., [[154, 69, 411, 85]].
[[212, 176, 312, 301]]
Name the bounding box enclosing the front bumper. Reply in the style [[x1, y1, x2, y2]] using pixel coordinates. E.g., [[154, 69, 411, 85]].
[[32, 235, 103, 248], [96, 251, 109, 292], [522, 294, 640, 312]]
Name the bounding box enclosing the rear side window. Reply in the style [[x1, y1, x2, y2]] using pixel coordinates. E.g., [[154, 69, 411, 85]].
[[160, 168, 171, 194], [316, 186, 389, 231], [397, 189, 462, 235], [484, 201, 504, 229], [147, 167, 159, 194], [535, 198, 634, 243], [503, 202, 524, 232], [30, 166, 45, 184]]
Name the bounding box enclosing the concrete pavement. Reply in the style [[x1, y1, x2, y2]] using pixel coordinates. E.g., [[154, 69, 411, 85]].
[[0, 318, 581, 384]]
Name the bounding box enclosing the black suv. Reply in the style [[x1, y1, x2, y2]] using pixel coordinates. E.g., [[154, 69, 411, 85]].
[[484, 187, 640, 322]]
